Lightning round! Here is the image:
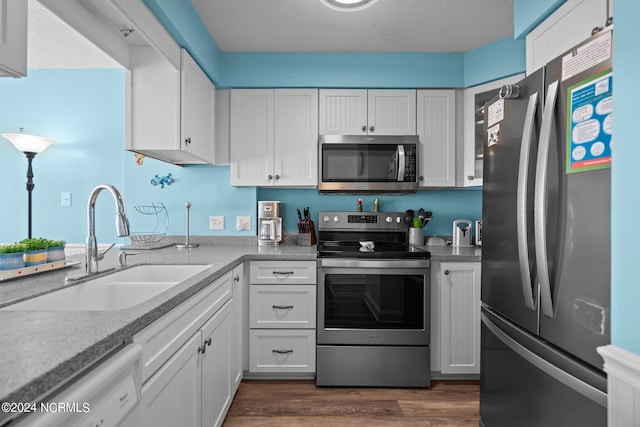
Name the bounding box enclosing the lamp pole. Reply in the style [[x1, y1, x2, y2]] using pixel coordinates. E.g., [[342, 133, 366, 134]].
[[25, 151, 36, 239]]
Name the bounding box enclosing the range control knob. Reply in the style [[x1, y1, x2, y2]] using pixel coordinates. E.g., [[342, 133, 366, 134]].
[[385, 216, 393, 223], [323, 216, 330, 222], [333, 216, 340, 222], [396, 216, 402, 223]]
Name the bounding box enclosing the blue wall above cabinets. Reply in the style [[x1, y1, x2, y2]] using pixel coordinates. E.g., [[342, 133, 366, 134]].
[[0, 69, 126, 244], [514, 0, 566, 39], [258, 188, 482, 238], [143, 0, 526, 88]]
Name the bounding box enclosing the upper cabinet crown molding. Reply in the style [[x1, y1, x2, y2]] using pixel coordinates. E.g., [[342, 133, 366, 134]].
[[0, 0, 27, 77], [319, 89, 417, 136]]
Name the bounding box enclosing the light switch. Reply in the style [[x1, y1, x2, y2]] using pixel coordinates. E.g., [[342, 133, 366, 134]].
[[61, 192, 71, 207], [209, 216, 224, 230], [236, 216, 251, 230]]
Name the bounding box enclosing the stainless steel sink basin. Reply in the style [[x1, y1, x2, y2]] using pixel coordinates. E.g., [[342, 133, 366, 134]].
[[1, 264, 211, 311]]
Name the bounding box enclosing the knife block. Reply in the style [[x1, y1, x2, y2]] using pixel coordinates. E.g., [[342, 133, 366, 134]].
[[297, 220, 317, 246]]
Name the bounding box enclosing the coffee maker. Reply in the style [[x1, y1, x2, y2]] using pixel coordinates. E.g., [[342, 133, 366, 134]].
[[257, 201, 283, 246]]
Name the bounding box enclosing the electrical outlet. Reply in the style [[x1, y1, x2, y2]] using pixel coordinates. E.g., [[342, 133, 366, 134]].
[[61, 192, 71, 207], [209, 216, 224, 230], [236, 216, 251, 230]]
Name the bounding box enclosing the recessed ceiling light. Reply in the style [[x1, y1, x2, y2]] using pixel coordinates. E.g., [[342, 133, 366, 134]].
[[320, 0, 378, 12]]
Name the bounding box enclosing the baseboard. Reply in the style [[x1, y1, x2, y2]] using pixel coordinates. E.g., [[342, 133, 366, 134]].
[[598, 344, 640, 427]]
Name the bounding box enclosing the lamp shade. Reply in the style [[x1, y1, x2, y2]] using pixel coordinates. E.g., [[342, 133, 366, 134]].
[[2, 133, 54, 154]]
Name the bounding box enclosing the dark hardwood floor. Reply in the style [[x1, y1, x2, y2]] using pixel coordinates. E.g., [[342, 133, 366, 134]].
[[223, 379, 480, 426]]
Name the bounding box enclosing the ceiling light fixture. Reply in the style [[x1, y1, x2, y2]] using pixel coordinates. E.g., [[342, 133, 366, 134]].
[[320, 0, 378, 12]]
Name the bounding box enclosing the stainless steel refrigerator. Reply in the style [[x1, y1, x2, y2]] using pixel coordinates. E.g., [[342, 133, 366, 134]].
[[480, 27, 612, 427]]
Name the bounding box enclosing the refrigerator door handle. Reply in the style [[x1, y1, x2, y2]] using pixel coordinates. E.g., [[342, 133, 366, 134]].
[[535, 80, 558, 318], [517, 92, 538, 310], [482, 312, 607, 408]]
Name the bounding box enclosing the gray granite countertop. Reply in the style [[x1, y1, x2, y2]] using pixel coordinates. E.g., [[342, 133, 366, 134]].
[[0, 237, 479, 424]]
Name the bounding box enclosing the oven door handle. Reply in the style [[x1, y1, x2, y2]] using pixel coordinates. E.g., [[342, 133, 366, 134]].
[[318, 258, 429, 269]]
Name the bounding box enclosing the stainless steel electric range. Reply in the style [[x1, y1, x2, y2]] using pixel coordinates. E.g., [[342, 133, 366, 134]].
[[316, 211, 431, 387]]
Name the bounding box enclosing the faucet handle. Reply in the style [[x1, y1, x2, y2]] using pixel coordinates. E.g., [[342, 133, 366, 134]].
[[98, 242, 116, 260]]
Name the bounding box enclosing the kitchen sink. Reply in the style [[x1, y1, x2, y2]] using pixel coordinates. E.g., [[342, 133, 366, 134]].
[[1, 264, 211, 312]]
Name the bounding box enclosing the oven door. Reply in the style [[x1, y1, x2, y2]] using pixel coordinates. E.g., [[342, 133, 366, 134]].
[[317, 259, 430, 346]]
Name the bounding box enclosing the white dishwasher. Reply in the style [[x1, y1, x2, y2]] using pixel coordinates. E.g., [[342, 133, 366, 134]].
[[16, 344, 142, 427]]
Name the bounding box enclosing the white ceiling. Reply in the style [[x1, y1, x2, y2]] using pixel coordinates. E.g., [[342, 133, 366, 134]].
[[192, 0, 515, 53], [28, 0, 515, 69]]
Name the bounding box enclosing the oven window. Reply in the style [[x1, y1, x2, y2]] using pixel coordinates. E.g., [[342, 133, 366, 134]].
[[323, 273, 424, 329], [322, 144, 399, 182]]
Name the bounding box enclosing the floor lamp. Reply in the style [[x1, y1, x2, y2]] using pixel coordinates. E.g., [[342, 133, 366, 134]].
[[2, 132, 55, 239]]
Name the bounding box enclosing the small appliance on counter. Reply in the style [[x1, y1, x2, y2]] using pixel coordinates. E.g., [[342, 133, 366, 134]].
[[452, 219, 473, 246], [257, 201, 283, 246]]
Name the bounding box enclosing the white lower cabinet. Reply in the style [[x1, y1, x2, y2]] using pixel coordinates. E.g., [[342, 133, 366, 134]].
[[126, 268, 241, 427], [248, 261, 317, 374], [230, 266, 244, 394], [439, 262, 481, 375]]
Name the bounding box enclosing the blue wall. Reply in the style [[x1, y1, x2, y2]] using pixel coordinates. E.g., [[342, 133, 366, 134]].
[[0, 69, 126, 244], [514, 0, 566, 39], [611, 0, 640, 355], [464, 36, 526, 87]]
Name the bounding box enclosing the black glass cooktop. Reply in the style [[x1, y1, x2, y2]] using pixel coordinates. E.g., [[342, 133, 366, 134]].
[[317, 241, 430, 259]]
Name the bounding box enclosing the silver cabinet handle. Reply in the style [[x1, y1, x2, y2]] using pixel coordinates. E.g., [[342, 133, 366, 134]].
[[272, 349, 294, 354], [467, 175, 474, 181], [517, 93, 539, 311], [234, 275, 240, 282], [274, 174, 280, 180], [267, 175, 273, 181], [272, 271, 294, 275], [185, 137, 191, 145], [272, 305, 294, 310], [535, 80, 558, 318], [369, 125, 374, 132], [198, 345, 206, 354], [444, 270, 450, 275], [205, 337, 212, 346], [361, 125, 367, 132], [419, 176, 424, 181]]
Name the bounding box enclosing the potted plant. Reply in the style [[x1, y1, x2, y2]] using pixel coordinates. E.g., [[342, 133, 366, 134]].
[[46, 239, 66, 262], [20, 238, 50, 266], [0, 243, 27, 270]]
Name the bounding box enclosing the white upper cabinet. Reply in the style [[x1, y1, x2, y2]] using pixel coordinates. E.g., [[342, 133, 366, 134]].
[[417, 90, 456, 187], [126, 48, 216, 165], [319, 89, 416, 135], [0, 0, 27, 77], [231, 89, 318, 187], [526, 0, 610, 74], [180, 50, 216, 163]]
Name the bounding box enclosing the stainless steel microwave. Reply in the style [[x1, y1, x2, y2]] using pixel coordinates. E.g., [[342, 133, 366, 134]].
[[318, 134, 419, 193]]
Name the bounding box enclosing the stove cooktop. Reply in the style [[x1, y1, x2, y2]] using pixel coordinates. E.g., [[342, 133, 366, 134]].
[[317, 241, 430, 259]]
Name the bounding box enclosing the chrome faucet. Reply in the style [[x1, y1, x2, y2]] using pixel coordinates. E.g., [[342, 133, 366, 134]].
[[86, 184, 130, 274]]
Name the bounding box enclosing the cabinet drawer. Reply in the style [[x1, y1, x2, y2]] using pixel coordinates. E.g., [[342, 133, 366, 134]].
[[249, 285, 316, 329], [249, 329, 316, 373], [250, 261, 316, 285], [134, 271, 233, 382]]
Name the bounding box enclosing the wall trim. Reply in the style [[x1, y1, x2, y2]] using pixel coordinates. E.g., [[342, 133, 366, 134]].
[[597, 344, 640, 426]]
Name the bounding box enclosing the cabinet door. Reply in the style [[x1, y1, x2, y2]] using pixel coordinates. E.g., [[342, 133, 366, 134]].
[[461, 74, 523, 187], [0, 0, 27, 77], [230, 89, 274, 186], [230, 265, 244, 394], [201, 301, 233, 427], [526, 0, 608, 75], [417, 90, 456, 187], [137, 333, 202, 427], [181, 49, 215, 163], [274, 89, 319, 186], [249, 329, 316, 373], [368, 89, 417, 135], [319, 89, 368, 135], [440, 262, 481, 374]]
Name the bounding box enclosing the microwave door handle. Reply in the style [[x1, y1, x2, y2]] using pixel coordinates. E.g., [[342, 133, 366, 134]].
[[397, 144, 406, 181], [358, 152, 364, 177]]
